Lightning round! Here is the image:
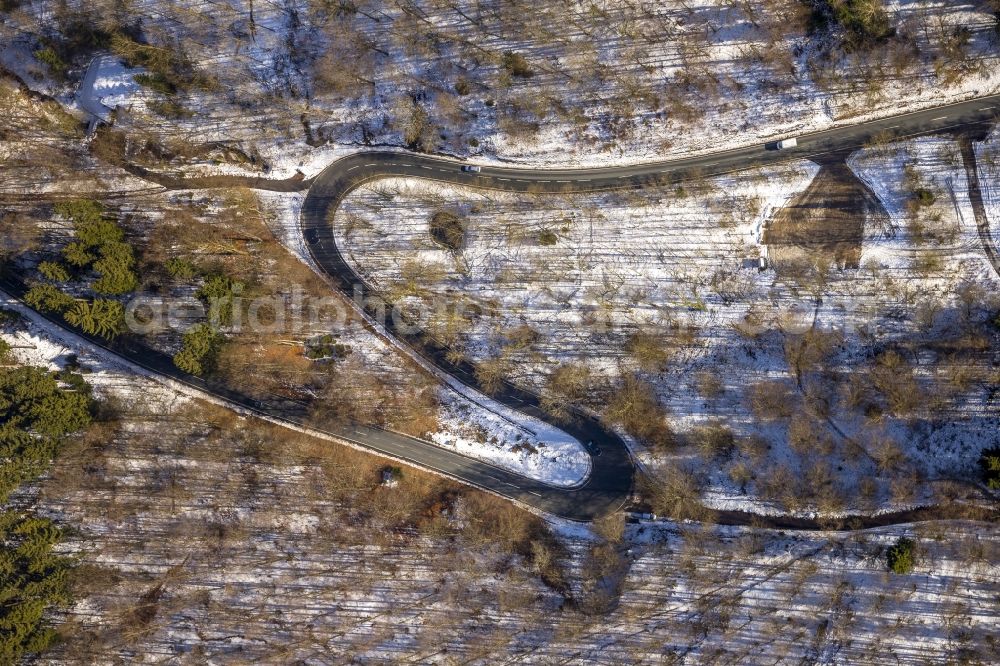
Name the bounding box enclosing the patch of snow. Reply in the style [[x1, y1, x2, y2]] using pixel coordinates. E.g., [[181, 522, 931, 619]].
[[975, 125, 1000, 251], [77, 55, 144, 122], [849, 136, 991, 276], [257, 191, 320, 272], [0, 298, 188, 412], [432, 388, 591, 488]]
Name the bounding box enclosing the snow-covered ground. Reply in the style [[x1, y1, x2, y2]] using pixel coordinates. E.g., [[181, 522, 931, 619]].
[[433, 390, 591, 487], [251, 0, 1000, 177], [331, 140, 1000, 517], [849, 136, 991, 275], [0, 27, 61, 97], [4, 0, 999, 505], [17, 347, 993, 663], [39, 416, 1000, 666], [11, 261, 994, 665], [7, 1, 998, 180], [76, 55, 144, 121], [258, 191, 320, 272], [601, 520, 999, 664], [975, 125, 1000, 250], [333, 165, 818, 374], [254, 189, 591, 486]]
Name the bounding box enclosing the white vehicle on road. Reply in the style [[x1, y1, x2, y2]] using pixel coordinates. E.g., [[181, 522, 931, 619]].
[[462, 165, 482, 173], [776, 137, 798, 149]]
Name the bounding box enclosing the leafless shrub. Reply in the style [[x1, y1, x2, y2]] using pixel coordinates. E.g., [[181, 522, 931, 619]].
[[758, 463, 803, 512], [640, 464, 714, 522], [429, 209, 467, 250], [737, 434, 770, 463], [593, 511, 626, 544], [626, 330, 672, 372], [503, 323, 541, 351], [474, 355, 512, 395], [857, 476, 881, 510], [689, 421, 736, 460], [840, 372, 871, 411], [784, 328, 844, 380], [605, 375, 674, 450], [542, 362, 593, 420], [869, 434, 906, 475], [748, 379, 797, 421], [871, 350, 922, 416], [694, 370, 725, 399], [787, 413, 818, 456], [889, 470, 920, 504], [727, 460, 753, 488]]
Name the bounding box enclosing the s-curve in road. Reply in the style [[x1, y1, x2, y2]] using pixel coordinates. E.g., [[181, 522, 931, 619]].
[[300, 94, 999, 521]]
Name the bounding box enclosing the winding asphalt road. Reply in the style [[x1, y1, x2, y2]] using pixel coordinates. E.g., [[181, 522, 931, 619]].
[[300, 94, 999, 520], [3, 95, 998, 521]]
